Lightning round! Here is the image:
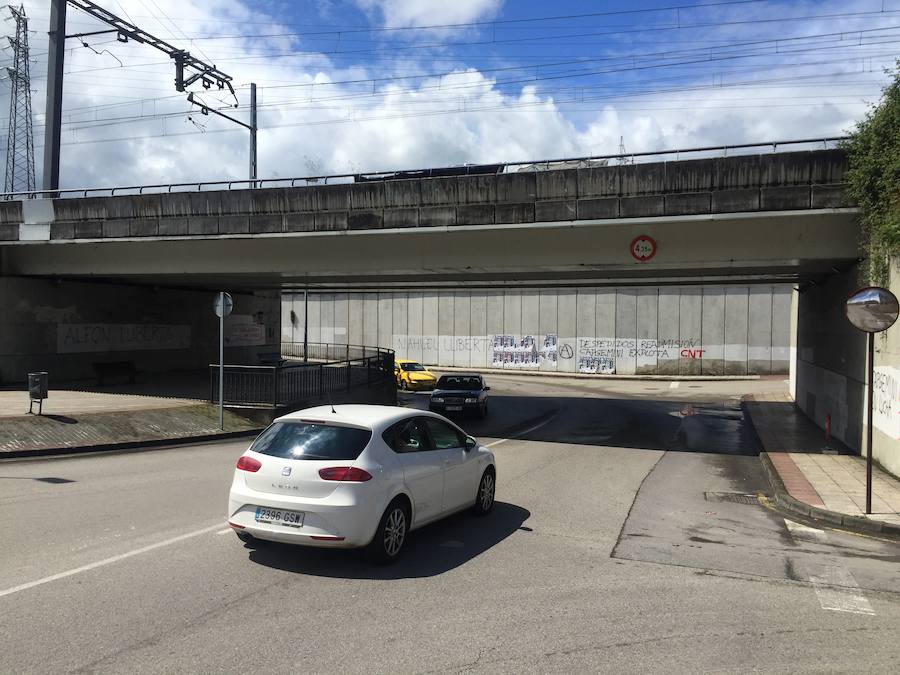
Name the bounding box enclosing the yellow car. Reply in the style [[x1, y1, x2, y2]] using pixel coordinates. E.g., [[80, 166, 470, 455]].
[[394, 359, 438, 391]]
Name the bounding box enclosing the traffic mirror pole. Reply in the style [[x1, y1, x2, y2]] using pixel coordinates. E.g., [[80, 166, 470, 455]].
[[219, 291, 225, 431]]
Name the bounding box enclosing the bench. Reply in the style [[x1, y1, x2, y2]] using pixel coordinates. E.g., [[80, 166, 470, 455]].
[[258, 352, 286, 367], [93, 361, 137, 386]]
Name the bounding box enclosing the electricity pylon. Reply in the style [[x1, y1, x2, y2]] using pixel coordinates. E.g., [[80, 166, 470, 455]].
[[5, 3, 35, 193]]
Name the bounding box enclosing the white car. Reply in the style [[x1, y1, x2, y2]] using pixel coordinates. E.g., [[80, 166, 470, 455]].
[[227, 404, 496, 562]]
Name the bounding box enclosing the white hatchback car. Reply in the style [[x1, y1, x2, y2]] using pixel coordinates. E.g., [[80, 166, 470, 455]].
[[228, 404, 496, 562]]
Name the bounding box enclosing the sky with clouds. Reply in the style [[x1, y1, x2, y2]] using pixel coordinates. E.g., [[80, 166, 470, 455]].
[[1, 0, 898, 189]]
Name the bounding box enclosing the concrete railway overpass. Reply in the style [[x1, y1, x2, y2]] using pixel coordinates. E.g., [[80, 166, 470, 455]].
[[0, 142, 867, 450], [1, 146, 856, 289]]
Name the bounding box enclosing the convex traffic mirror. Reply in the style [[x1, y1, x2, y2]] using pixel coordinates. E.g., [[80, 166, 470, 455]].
[[846, 286, 900, 333]]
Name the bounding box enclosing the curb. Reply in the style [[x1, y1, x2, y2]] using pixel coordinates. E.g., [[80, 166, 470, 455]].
[[430, 365, 762, 382], [0, 429, 262, 461], [759, 452, 900, 539]]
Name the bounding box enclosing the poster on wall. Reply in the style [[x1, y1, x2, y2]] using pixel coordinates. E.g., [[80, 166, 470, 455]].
[[225, 315, 267, 347], [491, 334, 559, 369]]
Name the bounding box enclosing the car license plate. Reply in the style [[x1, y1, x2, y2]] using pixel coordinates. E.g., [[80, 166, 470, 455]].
[[255, 507, 304, 527], [447, 405, 462, 411]]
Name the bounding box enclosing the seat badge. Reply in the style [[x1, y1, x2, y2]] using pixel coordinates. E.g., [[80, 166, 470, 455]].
[[281, 467, 292, 477]]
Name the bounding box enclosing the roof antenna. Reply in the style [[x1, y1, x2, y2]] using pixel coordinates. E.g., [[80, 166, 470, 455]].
[[327, 389, 337, 414]]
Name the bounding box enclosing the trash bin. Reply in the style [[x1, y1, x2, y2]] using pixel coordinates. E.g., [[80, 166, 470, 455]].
[[28, 371, 48, 414]]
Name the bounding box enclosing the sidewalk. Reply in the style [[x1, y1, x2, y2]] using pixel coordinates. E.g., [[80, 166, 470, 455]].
[[0, 389, 261, 459], [746, 392, 900, 537]]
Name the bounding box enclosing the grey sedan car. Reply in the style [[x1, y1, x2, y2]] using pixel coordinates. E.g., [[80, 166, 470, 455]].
[[429, 374, 490, 418]]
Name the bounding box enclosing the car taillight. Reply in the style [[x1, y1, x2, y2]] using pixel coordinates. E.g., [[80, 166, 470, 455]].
[[318, 466, 373, 482], [236, 455, 262, 472]]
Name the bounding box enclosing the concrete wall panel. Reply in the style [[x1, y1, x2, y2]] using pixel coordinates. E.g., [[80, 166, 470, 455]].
[[657, 288, 680, 375], [503, 291, 522, 338], [422, 292, 439, 365], [771, 287, 793, 374], [701, 288, 725, 375], [453, 291, 471, 367], [748, 287, 773, 375], [332, 293, 348, 346], [362, 294, 378, 348], [438, 293, 454, 365], [542, 291, 561, 372], [557, 290, 577, 373], [679, 289, 702, 375], [319, 293, 335, 343], [392, 294, 408, 355], [615, 288, 637, 375], [377, 294, 392, 351], [636, 289, 659, 374], [405, 292, 424, 363], [724, 287, 749, 375], [470, 292, 488, 368], [348, 293, 364, 346]]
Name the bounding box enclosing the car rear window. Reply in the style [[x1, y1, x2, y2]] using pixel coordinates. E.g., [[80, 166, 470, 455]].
[[437, 376, 481, 389], [249, 422, 372, 460]]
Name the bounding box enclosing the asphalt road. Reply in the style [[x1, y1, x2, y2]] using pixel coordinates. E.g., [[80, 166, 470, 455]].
[[3, 375, 900, 674]]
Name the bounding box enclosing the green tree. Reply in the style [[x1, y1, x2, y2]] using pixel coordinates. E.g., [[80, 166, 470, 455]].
[[842, 61, 900, 284]]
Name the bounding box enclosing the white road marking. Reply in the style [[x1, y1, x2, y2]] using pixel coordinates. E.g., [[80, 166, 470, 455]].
[[669, 381, 680, 389], [485, 412, 557, 448], [0, 523, 223, 600], [783, 518, 875, 615], [784, 518, 829, 543], [808, 566, 875, 615], [216, 528, 232, 535]]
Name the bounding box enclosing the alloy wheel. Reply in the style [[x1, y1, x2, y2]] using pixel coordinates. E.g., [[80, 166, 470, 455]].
[[383, 507, 406, 557], [480, 473, 495, 511]]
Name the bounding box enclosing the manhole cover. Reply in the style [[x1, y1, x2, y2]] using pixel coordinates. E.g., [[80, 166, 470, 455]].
[[704, 492, 759, 505]]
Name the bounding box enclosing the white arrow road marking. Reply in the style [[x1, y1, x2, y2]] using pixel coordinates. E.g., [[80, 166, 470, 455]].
[[669, 381, 680, 389], [0, 523, 223, 600], [783, 518, 875, 615]]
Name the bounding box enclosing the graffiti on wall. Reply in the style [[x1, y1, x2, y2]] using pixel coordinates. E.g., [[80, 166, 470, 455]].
[[392, 333, 706, 372], [58, 323, 191, 353], [874, 366, 900, 439]]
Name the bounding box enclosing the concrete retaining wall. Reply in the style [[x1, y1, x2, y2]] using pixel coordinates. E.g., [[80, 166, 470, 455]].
[[794, 268, 866, 453], [0, 277, 281, 385], [284, 286, 792, 376]]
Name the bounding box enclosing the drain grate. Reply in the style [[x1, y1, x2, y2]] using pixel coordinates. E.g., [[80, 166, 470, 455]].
[[704, 492, 759, 505]]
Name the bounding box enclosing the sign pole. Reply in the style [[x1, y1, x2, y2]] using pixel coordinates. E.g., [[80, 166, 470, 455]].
[[219, 291, 225, 431]]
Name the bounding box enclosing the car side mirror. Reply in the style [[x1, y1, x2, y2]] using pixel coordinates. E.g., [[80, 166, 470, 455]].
[[483, 386, 490, 391], [465, 436, 477, 451]]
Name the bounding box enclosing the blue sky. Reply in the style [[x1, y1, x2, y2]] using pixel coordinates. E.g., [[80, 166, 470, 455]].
[[3, 0, 898, 187]]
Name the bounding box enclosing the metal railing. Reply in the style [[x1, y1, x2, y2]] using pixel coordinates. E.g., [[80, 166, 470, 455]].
[[1, 137, 848, 201], [209, 344, 394, 408]]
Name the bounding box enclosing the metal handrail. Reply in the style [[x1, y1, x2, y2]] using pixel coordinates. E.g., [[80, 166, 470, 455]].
[[0, 136, 849, 201]]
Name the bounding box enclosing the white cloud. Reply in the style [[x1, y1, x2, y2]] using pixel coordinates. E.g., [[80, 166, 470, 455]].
[[355, 0, 502, 28]]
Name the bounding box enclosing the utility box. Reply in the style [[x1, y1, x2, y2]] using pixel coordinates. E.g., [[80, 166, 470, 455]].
[[28, 371, 48, 414]]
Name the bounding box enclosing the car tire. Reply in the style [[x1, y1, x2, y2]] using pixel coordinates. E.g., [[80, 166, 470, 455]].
[[472, 468, 496, 516], [479, 402, 488, 419], [367, 498, 410, 564]]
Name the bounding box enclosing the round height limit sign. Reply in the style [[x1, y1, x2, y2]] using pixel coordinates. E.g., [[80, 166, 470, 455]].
[[630, 235, 657, 262]]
